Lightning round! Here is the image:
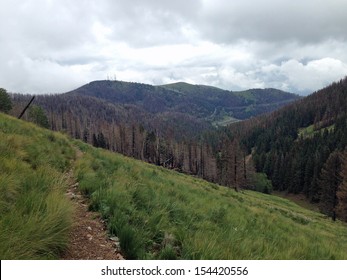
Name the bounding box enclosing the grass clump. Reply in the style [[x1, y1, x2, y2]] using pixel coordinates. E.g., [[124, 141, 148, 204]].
[[158, 245, 178, 260]]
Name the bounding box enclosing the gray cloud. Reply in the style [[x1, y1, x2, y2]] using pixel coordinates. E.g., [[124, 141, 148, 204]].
[[197, 0, 347, 44], [0, 0, 346, 95], [95, 0, 202, 47]]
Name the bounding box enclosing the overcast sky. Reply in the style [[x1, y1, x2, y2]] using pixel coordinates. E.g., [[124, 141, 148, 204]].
[[1, 0, 347, 95]]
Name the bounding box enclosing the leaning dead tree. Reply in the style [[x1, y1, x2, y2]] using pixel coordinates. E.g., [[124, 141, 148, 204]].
[[18, 96, 35, 119]]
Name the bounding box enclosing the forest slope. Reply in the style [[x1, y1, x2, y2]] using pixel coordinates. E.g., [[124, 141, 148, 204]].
[[238, 77, 347, 220], [2, 112, 347, 259]]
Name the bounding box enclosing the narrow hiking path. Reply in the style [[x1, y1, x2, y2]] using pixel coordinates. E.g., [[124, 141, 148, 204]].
[[61, 148, 124, 260]]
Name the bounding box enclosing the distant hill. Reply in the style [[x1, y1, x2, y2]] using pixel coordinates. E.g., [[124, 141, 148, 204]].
[[67, 80, 300, 126]]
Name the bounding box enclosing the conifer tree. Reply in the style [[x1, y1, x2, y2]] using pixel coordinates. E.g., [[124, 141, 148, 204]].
[[337, 152, 347, 221], [0, 88, 12, 113], [28, 105, 49, 128], [318, 151, 343, 221]]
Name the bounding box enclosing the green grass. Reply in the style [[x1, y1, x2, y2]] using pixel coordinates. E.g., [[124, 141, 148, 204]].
[[234, 90, 258, 102], [212, 115, 240, 127], [298, 124, 335, 139], [0, 113, 75, 259], [73, 140, 347, 260]]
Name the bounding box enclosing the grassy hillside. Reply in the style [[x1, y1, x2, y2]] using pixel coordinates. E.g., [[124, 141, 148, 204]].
[[1, 112, 347, 260], [73, 141, 347, 260], [0, 113, 75, 259]]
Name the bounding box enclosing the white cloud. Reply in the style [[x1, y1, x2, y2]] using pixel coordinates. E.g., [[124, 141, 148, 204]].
[[0, 0, 347, 95], [280, 58, 347, 93]]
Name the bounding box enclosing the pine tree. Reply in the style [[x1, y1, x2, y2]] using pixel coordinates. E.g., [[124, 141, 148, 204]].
[[303, 157, 314, 197], [310, 162, 320, 202], [318, 151, 343, 221], [0, 88, 12, 113], [92, 133, 98, 147], [97, 132, 107, 149], [83, 129, 89, 143], [336, 152, 347, 221], [28, 105, 49, 128]]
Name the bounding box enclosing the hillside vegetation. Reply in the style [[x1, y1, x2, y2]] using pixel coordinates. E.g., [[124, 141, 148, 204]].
[[1, 112, 347, 260], [0, 113, 75, 259], [9, 80, 299, 193], [73, 142, 347, 259]]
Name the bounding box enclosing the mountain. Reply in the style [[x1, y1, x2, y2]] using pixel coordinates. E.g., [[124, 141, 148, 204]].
[[162, 82, 299, 116], [1, 112, 347, 259], [236, 77, 347, 220], [11, 80, 299, 142], [67, 80, 300, 126]]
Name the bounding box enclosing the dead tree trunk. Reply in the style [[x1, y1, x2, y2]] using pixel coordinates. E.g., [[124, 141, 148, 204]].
[[18, 96, 35, 119]]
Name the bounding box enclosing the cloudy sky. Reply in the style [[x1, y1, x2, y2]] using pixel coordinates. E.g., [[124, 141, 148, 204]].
[[1, 0, 347, 95]]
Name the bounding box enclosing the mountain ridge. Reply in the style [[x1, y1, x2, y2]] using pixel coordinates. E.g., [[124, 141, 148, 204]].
[[66, 79, 300, 125]]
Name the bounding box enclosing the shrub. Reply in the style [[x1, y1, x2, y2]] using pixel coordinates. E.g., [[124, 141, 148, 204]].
[[252, 173, 273, 194]]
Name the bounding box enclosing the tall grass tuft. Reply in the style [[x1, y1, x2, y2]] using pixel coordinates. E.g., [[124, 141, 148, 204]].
[[0, 113, 74, 259]]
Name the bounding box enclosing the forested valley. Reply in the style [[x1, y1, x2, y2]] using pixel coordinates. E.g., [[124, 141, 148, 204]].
[[9, 81, 298, 191], [237, 78, 347, 221]]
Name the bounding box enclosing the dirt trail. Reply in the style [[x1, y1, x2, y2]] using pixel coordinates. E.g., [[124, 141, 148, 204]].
[[61, 149, 124, 260]]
